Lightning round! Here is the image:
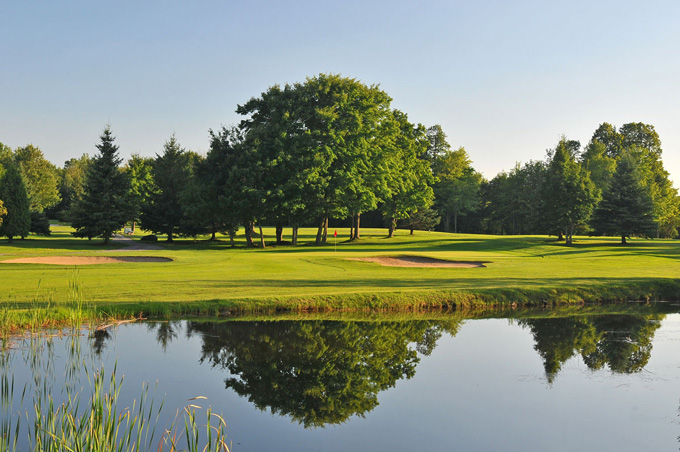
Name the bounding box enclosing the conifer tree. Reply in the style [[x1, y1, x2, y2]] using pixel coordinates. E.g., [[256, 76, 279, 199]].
[[591, 151, 656, 244], [140, 136, 195, 242], [71, 126, 132, 244], [0, 165, 31, 242]]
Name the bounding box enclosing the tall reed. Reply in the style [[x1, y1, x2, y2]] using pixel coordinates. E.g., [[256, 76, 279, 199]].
[[2, 336, 230, 451]]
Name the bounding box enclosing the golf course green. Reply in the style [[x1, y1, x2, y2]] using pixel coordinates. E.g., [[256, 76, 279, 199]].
[[1, 224, 679, 330]]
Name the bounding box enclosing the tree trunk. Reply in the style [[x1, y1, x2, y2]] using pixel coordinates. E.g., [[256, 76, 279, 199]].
[[292, 226, 299, 246], [322, 217, 328, 243], [557, 231, 564, 241], [444, 213, 451, 233], [621, 234, 627, 245], [410, 228, 415, 235], [229, 229, 235, 248], [355, 212, 361, 239], [258, 224, 266, 248], [275, 223, 284, 244], [315, 217, 325, 245], [245, 221, 256, 247], [454, 211, 458, 234], [167, 230, 174, 243], [564, 224, 572, 246], [388, 218, 396, 238], [350, 215, 355, 240]]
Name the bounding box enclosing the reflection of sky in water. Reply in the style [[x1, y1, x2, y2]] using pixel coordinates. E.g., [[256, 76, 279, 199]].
[[3, 313, 680, 452]]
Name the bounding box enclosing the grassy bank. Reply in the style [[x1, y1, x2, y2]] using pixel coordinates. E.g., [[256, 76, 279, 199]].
[[1, 225, 679, 329]]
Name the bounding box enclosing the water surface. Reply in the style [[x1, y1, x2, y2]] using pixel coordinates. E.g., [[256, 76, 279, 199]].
[[3, 305, 680, 451]]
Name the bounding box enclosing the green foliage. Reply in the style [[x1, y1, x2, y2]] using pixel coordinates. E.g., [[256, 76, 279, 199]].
[[484, 161, 546, 235], [433, 147, 482, 233], [29, 211, 51, 236], [234, 73, 422, 242], [0, 199, 6, 227], [380, 111, 434, 237], [71, 126, 133, 244], [425, 124, 451, 163], [140, 136, 196, 241], [401, 206, 440, 234], [590, 122, 622, 159], [207, 126, 260, 246], [181, 141, 238, 242], [125, 154, 154, 225], [0, 142, 13, 170], [581, 140, 616, 195], [591, 151, 656, 243], [54, 154, 91, 222], [14, 144, 61, 213], [582, 122, 679, 237], [541, 137, 599, 244], [0, 165, 31, 241]]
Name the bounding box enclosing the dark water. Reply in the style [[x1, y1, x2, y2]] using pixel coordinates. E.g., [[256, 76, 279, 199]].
[[3, 306, 680, 451]]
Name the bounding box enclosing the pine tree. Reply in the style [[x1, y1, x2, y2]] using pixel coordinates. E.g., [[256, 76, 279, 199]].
[[139, 136, 194, 242], [591, 151, 656, 244], [0, 165, 31, 242], [71, 126, 132, 244]]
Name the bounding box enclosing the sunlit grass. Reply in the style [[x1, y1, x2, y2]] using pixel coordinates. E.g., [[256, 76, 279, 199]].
[[0, 225, 679, 319]]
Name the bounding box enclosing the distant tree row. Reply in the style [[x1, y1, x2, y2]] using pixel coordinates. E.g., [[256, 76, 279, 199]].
[[474, 122, 678, 243], [0, 74, 677, 245]]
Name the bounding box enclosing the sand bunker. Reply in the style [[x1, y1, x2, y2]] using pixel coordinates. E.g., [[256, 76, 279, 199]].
[[350, 256, 486, 268], [1, 256, 172, 265]]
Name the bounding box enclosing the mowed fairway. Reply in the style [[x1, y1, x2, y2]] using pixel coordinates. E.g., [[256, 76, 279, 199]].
[[1, 225, 679, 310]]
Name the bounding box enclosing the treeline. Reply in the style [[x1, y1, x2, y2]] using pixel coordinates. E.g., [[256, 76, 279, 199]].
[[472, 122, 678, 243], [0, 74, 677, 245]]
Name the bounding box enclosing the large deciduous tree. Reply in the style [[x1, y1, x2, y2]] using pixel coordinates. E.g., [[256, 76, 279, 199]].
[[0, 165, 31, 242], [208, 125, 263, 247], [591, 151, 656, 244], [236, 74, 404, 244], [380, 111, 434, 238], [14, 144, 61, 213], [71, 126, 132, 244]]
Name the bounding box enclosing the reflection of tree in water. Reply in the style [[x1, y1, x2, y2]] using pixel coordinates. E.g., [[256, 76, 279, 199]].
[[187, 319, 461, 427], [520, 314, 664, 383], [146, 321, 181, 352], [90, 329, 111, 356], [581, 315, 661, 373]]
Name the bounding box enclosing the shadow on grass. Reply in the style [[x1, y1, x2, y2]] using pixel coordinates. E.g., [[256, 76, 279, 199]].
[[151, 276, 678, 291]]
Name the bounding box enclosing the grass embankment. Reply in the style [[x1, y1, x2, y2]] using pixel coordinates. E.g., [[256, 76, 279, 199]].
[[0, 225, 679, 329]]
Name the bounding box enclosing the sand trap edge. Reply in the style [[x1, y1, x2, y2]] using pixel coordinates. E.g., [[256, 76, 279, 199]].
[[348, 256, 487, 268], [1, 256, 173, 265]]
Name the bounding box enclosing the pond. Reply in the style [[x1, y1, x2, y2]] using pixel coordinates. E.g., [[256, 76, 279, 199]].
[[3, 304, 680, 451]]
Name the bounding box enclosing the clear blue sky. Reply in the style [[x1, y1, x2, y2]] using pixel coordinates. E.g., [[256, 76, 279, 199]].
[[2, 0, 679, 184]]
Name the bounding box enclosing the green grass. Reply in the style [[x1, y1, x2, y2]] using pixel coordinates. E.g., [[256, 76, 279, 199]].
[[1, 225, 679, 324]]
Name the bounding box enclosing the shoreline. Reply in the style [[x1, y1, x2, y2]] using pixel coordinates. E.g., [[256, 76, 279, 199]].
[[3, 280, 679, 335]]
